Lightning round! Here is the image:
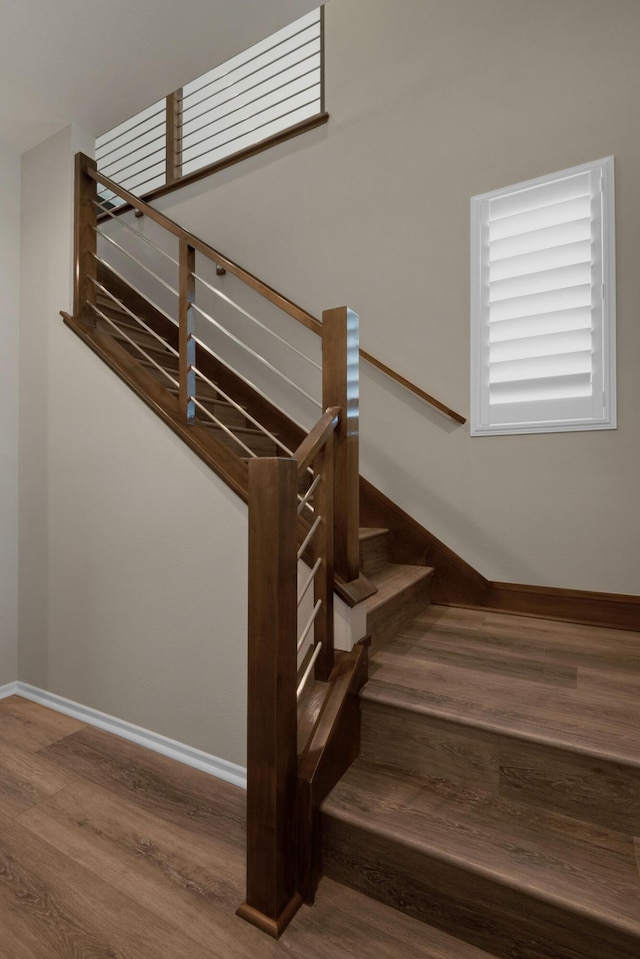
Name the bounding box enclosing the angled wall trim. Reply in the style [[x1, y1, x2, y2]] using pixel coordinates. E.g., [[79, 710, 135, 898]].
[[14, 683, 247, 789]]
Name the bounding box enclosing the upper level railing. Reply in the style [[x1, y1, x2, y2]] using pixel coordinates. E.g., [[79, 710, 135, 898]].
[[95, 8, 326, 206]]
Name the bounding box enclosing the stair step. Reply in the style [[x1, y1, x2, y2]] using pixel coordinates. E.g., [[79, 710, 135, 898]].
[[322, 758, 640, 959], [359, 527, 389, 577], [199, 422, 277, 456], [190, 396, 248, 429], [365, 563, 433, 649], [361, 609, 640, 835], [116, 335, 175, 361]]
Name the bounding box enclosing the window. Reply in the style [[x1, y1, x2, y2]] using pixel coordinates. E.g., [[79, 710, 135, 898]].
[[470, 157, 616, 435]]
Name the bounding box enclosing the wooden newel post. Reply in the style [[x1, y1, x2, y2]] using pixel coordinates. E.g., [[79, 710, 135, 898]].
[[322, 307, 360, 583], [179, 240, 196, 421], [73, 152, 98, 322], [237, 457, 302, 938]]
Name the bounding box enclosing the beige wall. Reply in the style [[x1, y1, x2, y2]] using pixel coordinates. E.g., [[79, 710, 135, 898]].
[[0, 141, 20, 684], [158, 0, 640, 595], [19, 127, 248, 764]]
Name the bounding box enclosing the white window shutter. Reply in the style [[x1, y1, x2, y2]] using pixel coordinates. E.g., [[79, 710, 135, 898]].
[[471, 157, 616, 435]]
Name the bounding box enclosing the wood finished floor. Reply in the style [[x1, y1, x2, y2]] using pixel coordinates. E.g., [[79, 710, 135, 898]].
[[0, 695, 494, 959]]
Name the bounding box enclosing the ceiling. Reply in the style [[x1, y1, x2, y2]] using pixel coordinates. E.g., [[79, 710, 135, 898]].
[[0, 0, 320, 155]]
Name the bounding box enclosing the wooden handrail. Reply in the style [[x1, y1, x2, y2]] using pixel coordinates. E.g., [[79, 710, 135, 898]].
[[87, 159, 322, 335], [87, 153, 465, 426], [359, 348, 467, 424], [294, 407, 339, 474]]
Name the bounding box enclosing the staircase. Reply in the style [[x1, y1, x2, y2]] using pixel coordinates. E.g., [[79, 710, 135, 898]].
[[323, 541, 640, 959], [67, 155, 640, 952]]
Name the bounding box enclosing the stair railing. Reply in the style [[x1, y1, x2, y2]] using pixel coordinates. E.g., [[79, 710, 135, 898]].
[[69, 149, 458, 937], [72, 151, 363, 937], [73, 151, 360, 583]]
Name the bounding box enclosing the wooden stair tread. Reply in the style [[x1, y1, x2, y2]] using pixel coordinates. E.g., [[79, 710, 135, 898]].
[[358, 527, 389, 541], [366, 564, 434, 615], [415, 606, 640, 662], [322, 759, 640, 935], [364, 610, 640, 767]]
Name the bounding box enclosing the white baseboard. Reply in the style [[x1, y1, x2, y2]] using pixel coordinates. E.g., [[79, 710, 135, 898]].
[[13, 682, 247, 790]]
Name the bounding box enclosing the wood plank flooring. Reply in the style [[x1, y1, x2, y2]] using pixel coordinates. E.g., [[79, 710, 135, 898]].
[[0, 695, 495, 959]]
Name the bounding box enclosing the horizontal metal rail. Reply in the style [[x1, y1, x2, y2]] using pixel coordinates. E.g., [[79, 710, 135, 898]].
[[94, 199, 179, 267], [297, 515, 321, 561], [87, 303, 179, 390], [191, 395, 258, 458], [297, 599, 322, 652], [181, 53, 319, 135], [194, 272, 320, 371], [192, 302, 320, 408], [297, 557, 322, 607], [92, 254, 178, 329], [297, 641, 323, 699], [87, 277, 179, 357], [97, 116, 166, 165], [92, 163, 464, 423], [95, 230, 179, 300], [182, 20, 319, 103], [105, 137, 166, 182], [89, 165, 322, 333], [181, 75, 320, 154], [190, 362, 294, 457], [183, 95, 320, 169], [96, 105, 165, 153], [298, 474, 321, 513]]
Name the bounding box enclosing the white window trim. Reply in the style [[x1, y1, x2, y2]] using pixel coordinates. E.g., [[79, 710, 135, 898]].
[[470, 157, 616, 436]]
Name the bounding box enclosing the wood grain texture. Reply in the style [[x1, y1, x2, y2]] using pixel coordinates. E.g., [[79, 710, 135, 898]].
[[359, 476, 640, 631], [365, 564, 433, 650], [323, 811, 640, 959], [73, 153, 97, 320], [322, 604, 640, 959], [358, 528, 389, 578], [0, 697, 86, 752], [244, 457, 299, 930], [0, 812, 219, 959], [0, 739, 79, 820], [0, 698, 500, 958]]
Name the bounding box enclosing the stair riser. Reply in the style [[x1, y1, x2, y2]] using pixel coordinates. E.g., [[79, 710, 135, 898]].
[[323, 817, 639, 959], [359, 532, 389, 578], [367, 580, 432, 651], [360, 699, 640, 835]]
